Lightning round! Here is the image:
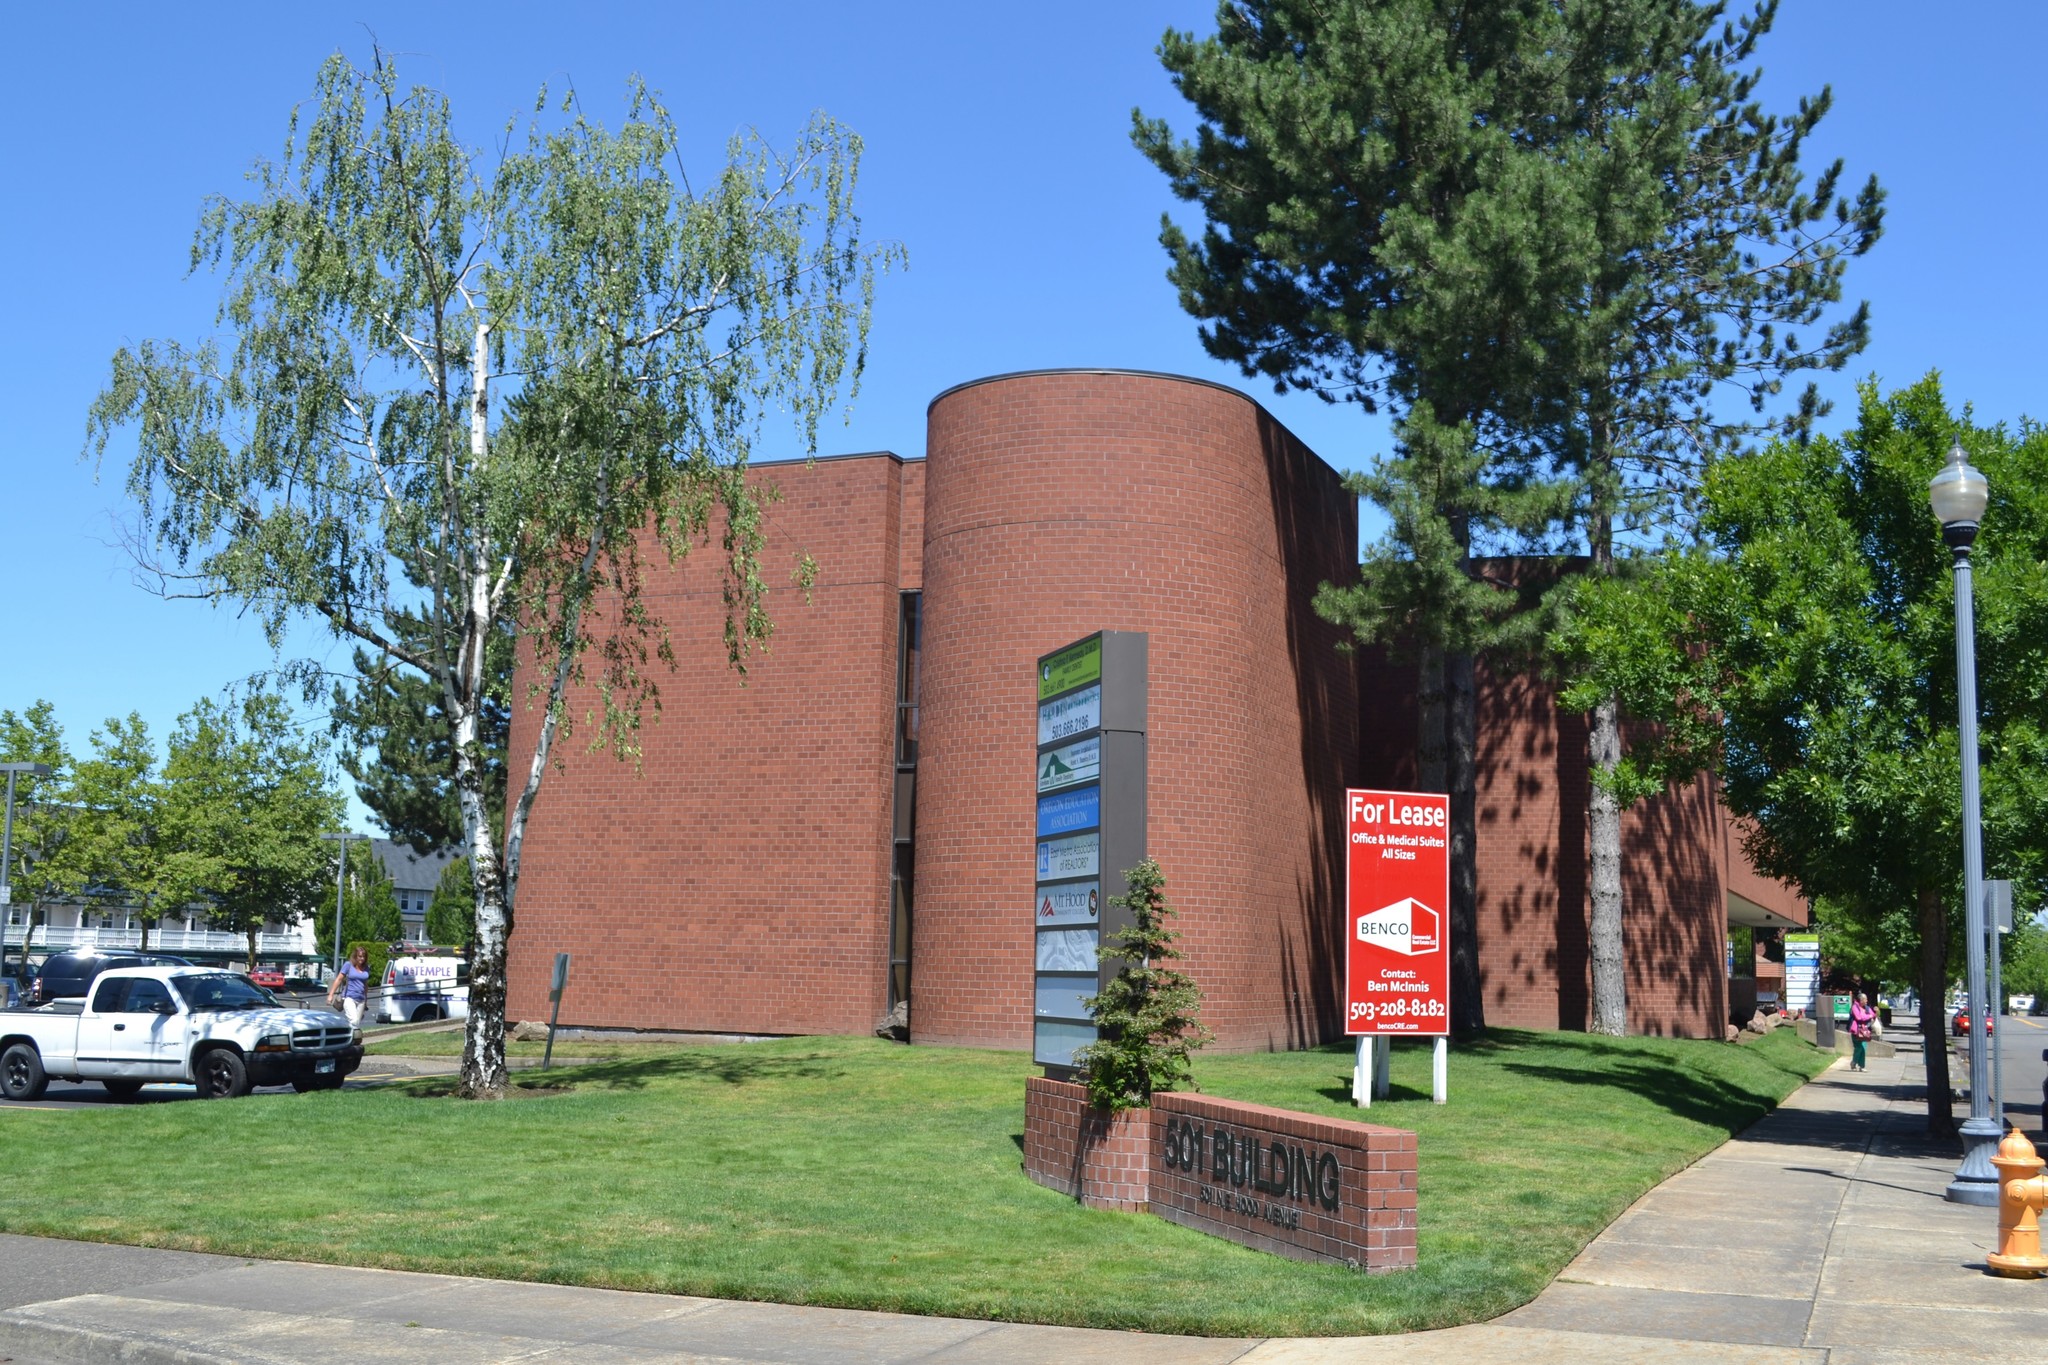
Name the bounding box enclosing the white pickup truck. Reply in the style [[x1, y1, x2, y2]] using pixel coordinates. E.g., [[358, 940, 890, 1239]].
[[0, 965, 363, 1101]]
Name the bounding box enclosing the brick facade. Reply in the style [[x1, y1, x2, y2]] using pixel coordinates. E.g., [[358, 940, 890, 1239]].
[[1022, 1078, 1419, 1271], [506, 368, 1801, 1044], [505, 453, 922, 1034], [1359, 654, 1754, 1037], [917, 371, 1357, 1050]]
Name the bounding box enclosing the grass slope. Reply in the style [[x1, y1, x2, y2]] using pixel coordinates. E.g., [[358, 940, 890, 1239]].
[[0, 1028, 1826, 1337]]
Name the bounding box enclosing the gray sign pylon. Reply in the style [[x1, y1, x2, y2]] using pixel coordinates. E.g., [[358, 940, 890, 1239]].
[[1031, 631, 1147, 1073]]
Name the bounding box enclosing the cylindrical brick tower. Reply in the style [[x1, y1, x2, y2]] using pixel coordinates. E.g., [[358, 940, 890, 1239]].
[[913, 370, 1360, 1051]]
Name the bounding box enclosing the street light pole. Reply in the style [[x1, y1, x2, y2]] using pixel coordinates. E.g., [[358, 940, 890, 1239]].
[[320, 832, 352, 975], [1929, 439, 2001, 1206], [0, 762, 54, 986]]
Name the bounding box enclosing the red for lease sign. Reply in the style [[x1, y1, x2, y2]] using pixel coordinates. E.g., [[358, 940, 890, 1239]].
[[1344, 788, 1451, 1036]]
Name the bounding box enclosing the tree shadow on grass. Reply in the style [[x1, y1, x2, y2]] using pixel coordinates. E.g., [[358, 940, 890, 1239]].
[[1313, 1082, 1432, 1105], [406, 1050, 845, 1097], [1498, 1058, 1801, 1136]]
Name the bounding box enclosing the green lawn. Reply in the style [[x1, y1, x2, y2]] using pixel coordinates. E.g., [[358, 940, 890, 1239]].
[[0, 1029, 1827, 1337], [364, 1030, 683, 1059]]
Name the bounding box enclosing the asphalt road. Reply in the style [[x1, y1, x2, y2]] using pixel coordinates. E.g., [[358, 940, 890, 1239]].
[[0, 1076, 345, 1111], [1983, 1009, 2048, 1135]]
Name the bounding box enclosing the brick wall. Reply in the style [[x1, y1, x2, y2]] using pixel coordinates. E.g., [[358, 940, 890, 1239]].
[[1022, 1078, 1419, 1271], [1360, 653, 1740, 1037], [916, 371, 1359, 1051], [502, 370, 1798, 1046], [1021, 1076, 1152, 1211], [504, 453, 923, 1034]]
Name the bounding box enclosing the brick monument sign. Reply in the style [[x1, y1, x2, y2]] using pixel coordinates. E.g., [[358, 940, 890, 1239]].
[[1024, 1077, 1418, 1271]]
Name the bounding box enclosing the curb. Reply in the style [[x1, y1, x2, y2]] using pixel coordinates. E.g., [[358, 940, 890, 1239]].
[[0, 1310, 242, 1365]]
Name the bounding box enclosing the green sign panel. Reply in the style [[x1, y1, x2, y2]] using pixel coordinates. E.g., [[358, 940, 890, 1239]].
[[1038, 636, 1102, 700]]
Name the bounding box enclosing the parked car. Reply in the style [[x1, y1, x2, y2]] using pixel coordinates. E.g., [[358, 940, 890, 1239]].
[[0, 965, 362, 1100], [1951, 1008, 1994, 1037], [21, 950, 193, 1007], [378, 951, 469, 1024], [247, 969, 289, 991]]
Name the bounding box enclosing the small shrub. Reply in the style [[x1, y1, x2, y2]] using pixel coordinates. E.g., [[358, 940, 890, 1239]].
[[1073, 858, 1212, 1111]]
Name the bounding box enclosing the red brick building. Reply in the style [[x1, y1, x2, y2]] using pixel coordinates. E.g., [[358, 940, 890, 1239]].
[[506, 370, 1804, 1046]]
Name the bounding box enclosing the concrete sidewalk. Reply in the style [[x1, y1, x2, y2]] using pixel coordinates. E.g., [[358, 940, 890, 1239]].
[[2, 1048, 2041, 1363]]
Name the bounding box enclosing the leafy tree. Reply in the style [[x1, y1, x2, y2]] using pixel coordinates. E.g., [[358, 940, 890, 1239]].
[[332, 610, 509, 856], [88, 50, 893, 1095], [313, 840, 404, 963], [161, 695, 344, 968], [2003, 914, 2048, 1007], [1073, 860, 1213, 1111], [425, 855, 475, 948], [0, 702, 77, 974], [1558, 378, 2048, 1135], [1815, 899, 1918, 992], [66, 714, 186, 947]]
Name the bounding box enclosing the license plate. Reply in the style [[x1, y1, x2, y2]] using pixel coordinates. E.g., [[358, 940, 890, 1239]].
[[315, 1058, 336, 1074]]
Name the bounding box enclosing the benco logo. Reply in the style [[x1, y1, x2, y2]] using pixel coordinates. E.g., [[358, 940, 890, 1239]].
[[1354, 898, 1441, 957]]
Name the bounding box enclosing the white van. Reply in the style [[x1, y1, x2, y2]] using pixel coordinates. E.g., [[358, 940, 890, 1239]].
[[378, 951, 469, 1024]]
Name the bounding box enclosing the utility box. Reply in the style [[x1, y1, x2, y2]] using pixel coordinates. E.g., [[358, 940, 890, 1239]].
[[1812, 995, 1836, 1050]]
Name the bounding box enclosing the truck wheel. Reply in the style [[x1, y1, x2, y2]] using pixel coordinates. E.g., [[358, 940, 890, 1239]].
[[193, 1048, 250, 1099], [103, 1079, 145, 1100], [410, 1004, 442, 1023], [1, 1044, 47, 1101]]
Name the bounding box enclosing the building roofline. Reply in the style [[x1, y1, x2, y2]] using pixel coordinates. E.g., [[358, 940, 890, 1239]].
[[926, 367, 1263, 417], [925, 368, 1331, 470], [753, 448, 920, 467]]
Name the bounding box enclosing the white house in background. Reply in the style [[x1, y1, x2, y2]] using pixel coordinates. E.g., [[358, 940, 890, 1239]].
[[2, 838, 460, 968], [3, 899, 311, 965]]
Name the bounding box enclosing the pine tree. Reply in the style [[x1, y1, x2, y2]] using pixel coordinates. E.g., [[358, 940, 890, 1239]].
[[1073, 860, 1212, 1111], [1136, 0, 1619, 1032], [1536, 0, 1882, 1035]]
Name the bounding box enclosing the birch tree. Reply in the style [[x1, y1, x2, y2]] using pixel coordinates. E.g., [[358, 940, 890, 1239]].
[[86, 50, 892, 1096]]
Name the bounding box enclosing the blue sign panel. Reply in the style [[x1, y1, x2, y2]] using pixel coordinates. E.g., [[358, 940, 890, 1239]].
[[1036, 784, 1100, 837]]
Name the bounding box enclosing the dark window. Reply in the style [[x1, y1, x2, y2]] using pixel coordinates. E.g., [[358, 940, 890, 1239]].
[[896, 592, 921, 766], [90, 978, 128, 1012], [171, 973, 271, 1012], [124, 979, 174, 1014], [888, 591, 920, 1013]]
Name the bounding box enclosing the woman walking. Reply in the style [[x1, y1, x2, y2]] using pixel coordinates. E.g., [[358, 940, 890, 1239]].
[[1848, 991, 1877, 1071], [327, 945, 371, 1027]]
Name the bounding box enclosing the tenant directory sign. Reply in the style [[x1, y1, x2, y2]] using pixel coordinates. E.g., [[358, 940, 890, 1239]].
[[1031, 632, 1147, 1070]]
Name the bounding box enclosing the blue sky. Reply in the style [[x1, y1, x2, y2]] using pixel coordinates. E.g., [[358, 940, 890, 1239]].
[[3, 2, 2042, 833]]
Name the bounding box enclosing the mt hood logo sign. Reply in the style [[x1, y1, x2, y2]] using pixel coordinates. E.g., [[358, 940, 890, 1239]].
[[1355, 898, 1441, 957]]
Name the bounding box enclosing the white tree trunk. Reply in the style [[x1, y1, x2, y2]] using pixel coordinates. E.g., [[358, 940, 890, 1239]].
[[456, 319, 512, 1098], [1588, 693, 1628, 1036]]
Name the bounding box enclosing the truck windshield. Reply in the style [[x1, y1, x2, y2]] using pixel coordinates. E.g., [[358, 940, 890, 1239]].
[[171, 974, 274, 1012]]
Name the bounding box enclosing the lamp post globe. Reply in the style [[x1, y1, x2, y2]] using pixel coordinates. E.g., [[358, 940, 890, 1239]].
[[1930, 438, 2001, 1205], [1927, 440, 1989, 540]]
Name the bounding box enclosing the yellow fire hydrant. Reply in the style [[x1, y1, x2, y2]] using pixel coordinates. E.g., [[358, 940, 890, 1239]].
[[1987, 1126, 2048, 1279]]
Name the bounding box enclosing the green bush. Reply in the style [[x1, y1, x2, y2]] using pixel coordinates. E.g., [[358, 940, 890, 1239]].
[[1072, 858, 1212, 1110]]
